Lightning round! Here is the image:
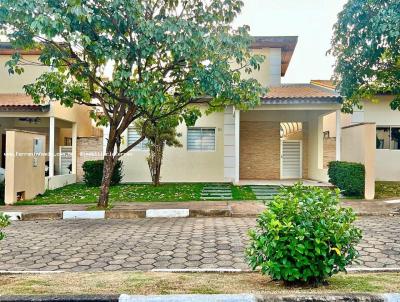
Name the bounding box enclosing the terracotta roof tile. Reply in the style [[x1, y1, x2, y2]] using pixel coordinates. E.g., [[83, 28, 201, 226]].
[[0, 94, 49, 112], [263, 84, 339, 99]]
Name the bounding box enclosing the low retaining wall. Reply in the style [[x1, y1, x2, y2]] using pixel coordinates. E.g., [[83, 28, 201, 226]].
[[45, 174, 76, 190]]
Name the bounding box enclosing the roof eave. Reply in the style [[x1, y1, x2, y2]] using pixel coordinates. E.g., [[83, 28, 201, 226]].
[[0, 104, 50, 112], [261, 97, 343, 105], [251, 36, 298, 76]]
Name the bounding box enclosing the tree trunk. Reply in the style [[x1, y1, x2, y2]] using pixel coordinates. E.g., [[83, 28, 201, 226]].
[[148, 140, 164, 187], [155, 143, 164, 186], [98, 130, 117, 208]]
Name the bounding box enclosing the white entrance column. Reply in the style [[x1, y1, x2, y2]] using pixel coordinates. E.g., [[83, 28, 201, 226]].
[[335, 109, 341, 161], [49, 116, 55, 177], [234, 109, 240, 184], [71, 122, 77, 174]]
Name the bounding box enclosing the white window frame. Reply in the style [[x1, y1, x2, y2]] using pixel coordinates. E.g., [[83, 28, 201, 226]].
[[127, 127, 148, 151], [187, 127, 216, 152], [376, 125, 400, 151]]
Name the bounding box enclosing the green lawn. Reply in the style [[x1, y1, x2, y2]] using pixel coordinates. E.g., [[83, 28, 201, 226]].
[[14, 183, 256, 205], [375, 181, 400, 199]]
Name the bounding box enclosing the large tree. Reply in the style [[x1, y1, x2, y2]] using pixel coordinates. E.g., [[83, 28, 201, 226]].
[[330, 0, 400, 113], [0, 0, 265, 207]]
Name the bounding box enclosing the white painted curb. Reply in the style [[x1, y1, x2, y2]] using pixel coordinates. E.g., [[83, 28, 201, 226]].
[[0, 270, 65, 274], [119, 294, 256, 302], [146, 209, 189, 218], [152, 268, 243, 273], [63, 211, 105, 219], [382, 294, 400, 302], [1, 212, 22, 221], [384, 199, 400, 204]]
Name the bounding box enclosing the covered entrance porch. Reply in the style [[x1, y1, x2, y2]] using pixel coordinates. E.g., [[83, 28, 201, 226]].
[[0, 111, 77, 204], [223, 83, 343, 185]]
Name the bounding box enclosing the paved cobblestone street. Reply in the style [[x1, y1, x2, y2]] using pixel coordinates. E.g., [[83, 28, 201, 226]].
[[0, 217, 399, 272]]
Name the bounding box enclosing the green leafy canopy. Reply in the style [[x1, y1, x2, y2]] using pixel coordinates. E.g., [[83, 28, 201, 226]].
[[0, 0, 265, 154], [330, 0, 400, 113]]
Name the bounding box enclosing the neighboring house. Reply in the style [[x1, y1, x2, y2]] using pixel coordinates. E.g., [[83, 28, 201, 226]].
[[315, 80, 400, 182], [110, 36, 343, 185], [0, 42, 101, 204]]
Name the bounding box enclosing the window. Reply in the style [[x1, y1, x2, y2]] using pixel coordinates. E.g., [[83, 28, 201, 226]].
[[127, 127, 148, 150], [376, 126, 400, 150], [187, 128, 215, 151], [376, 127, 390, 149], [391, 127, 400, 150]]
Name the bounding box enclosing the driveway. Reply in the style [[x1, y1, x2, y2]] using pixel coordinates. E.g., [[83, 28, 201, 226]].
[[0, 217, 399, 272]]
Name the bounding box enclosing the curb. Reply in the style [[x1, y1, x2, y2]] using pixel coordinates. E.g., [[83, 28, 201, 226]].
[[0, 293, 398, 302], [1, 209, 398, 221], [1, 208, 234, 221]]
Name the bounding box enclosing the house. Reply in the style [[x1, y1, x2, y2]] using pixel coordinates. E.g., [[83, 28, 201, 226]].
[[110, 37, 343, 186], [314, 79, 400, 183], [0, 42, 101, 204]]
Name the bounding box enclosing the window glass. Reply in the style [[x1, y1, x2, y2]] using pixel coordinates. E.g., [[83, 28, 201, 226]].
[[376, 127, 390, 149], [187, 128, 215, 151], [391, 127, 400, 150], [127, 127, 148, 150]]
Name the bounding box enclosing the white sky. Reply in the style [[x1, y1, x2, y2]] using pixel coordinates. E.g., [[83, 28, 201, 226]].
[[234, 0, 348, 83]]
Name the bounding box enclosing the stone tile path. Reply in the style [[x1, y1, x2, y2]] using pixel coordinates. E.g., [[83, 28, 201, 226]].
[[249, 186, 280, 202], [201, 185, 232, 200], [0, 217, 399, 272]]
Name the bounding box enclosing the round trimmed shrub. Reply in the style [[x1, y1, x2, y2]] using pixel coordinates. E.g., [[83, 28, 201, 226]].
[[82, 160, 123, 187], [246, 183, 362, 284]]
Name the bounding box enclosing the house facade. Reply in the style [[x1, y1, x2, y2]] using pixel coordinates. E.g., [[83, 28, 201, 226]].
[[0, 43, 101, 204], [111, 37, 342, 185], [315, 80, 400, 182]]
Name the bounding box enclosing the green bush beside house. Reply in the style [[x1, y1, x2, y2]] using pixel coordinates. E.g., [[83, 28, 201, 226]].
[[246, 183, 362, 284], [328, 161, 365, 197], [82, 160, 123, 187]]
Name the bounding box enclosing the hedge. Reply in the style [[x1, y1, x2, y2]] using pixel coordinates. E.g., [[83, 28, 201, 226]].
[[82, 160, 123, 187], [328, 161, 365, 197]]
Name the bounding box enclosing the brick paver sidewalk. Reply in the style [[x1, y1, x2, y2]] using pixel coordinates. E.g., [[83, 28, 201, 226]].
[[0, 216, 399, 272]]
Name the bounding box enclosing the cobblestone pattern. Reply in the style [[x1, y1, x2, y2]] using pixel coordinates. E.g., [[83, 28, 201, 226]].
[[0, 217, 399, 272]]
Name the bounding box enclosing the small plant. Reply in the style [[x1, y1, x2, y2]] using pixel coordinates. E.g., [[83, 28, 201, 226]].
[[82, 160, 123, 187], [328, 161, 365, 197], [0, 213, 10, 241], [246, 183, 362, 285]]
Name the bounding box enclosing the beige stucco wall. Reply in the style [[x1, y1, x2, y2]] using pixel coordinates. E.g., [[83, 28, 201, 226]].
[[362, 96, 400, 181], [323, 111, 352, 138], [0, 55, 49, 93], [120, 105, 225, 183], [0, 53, 99, 137], [307, 116, 329, 182], [341, 123, 376, 200], [4, 130, 46, 204], [237, 48, 281, 87]]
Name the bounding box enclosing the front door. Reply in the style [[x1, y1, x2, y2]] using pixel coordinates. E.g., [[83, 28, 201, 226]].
[[281, 140, 302, 179]]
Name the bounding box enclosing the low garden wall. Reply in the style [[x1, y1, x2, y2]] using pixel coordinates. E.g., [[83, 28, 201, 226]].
[[341, 123, 376, 200]]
